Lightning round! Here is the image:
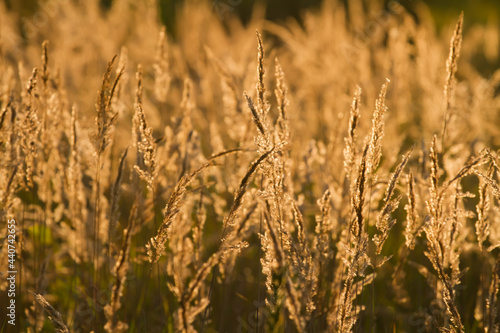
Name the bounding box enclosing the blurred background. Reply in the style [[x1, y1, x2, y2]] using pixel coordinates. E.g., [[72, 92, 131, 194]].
[[3, 0, 500, 32], [5, 0, 497, 76]]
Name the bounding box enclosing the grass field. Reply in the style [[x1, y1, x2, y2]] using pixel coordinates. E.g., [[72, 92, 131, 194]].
[[0, 0, 500, 332]]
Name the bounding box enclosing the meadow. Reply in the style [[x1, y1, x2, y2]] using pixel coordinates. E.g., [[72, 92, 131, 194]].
[[0, 0, 500, 332]]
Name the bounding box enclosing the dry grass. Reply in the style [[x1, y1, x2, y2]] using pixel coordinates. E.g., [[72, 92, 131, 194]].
[[0, 0, 499, 332]]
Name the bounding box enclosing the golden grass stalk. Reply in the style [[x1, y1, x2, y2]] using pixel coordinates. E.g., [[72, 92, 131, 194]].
[[337, 234, 370, 333], [133, 65, 157, 190], [291, 198, 308, 256], [337, 144, 371, 332], [106, 146, 129, 275], [41, 40, 49, 89], [351, 144, 369, 239], [31, 292, 69, 333], [3, 93, 17, 169], [424, 135, 465, 333], [404, 171, 421, 250], [244, 91, 266, 136], [149, 146, 247, 263], [94, 55, 121, 155], [256, 30, 266, 113], [291, 197, 315, 306], [374, 147, 412, 254], [91, 56, 124, 326], [104, 197, 137, 333], [221, 147, 276, 244], [147, 160, 214, 263], [274, 58, 287, 122], [484, 149, 500, 172], [441, 12, 464, 147], [109, 147, 128, 234], [0, 93, 12, 131], [262, 205, 306, 331], [26, 67, 38, 96], [66, 104, 89, 263], [193, 192, 206, 269], [475, 167, 492, 250], [429, 135, 441, 220], [0, 164, 18, 217], [275, 57, 289, 143], [315, 188, 332, 268], [250, 30, 273, 153], [368, 79, 389, 175], [20, 67, 39, 189], [344, 86, 361, 179], [475, 170, 500, 199]]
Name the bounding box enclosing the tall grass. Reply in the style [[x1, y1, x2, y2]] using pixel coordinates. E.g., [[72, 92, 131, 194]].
[[0, 0, 499, 332]]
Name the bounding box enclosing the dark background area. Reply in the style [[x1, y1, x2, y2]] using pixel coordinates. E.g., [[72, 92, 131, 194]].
[[4, 0, 500, 33]]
